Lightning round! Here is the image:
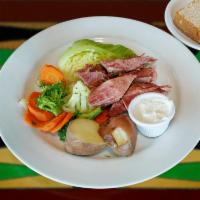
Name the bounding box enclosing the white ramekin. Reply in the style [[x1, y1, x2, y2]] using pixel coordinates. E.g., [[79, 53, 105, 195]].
[[128, 92, 176, 138]]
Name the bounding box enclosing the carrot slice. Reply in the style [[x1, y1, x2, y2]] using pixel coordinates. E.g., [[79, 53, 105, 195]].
[[28, 92, 54, 122], [38, 112, 67, 133], [24, 111, 44, 128], [40, 64, 65, 85], [50, 112, 73, 133], [95, 109, 110, 124], [24, 110, 66, 131]]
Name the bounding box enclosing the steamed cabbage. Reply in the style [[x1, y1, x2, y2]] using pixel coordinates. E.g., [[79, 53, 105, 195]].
[[58, 39, 135, 81], [63, 81, 92, 113]]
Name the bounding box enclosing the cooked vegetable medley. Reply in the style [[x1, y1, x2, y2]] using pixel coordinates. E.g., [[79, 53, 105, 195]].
[[22, 39, 170, 157]]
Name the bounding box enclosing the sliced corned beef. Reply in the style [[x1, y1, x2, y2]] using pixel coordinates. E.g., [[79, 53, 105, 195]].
[[77, 64, 108, 88], [109, 83, 170, 116], [101, 55, 156, 74], [131, 67, 157, 83], [88, 74, 136, 107]]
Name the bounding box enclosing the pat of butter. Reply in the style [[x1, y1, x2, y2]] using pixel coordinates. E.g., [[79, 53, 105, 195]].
[[112, 127, 128, 146], [133, 98, 174, 124]]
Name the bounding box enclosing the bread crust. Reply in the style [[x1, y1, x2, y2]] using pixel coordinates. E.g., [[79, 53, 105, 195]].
[[174, 11, 200, 43]]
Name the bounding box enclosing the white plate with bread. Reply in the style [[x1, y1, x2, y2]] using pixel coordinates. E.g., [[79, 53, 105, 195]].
[[165, 0, 200, 50]]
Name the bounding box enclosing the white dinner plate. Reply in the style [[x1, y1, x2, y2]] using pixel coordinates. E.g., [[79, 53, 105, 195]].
[[0, 17, 200, 189], [165, 0, 200, 50]]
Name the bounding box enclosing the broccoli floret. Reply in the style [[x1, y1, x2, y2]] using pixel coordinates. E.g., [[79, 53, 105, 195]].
[[37, 82, 67, 116]]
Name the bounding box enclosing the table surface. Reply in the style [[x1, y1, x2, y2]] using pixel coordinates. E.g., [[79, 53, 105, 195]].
[[0, 0, 200, 199]]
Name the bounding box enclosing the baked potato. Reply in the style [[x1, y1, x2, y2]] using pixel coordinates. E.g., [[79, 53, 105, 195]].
[[99, 115, 137, 156], [65, 118, 106, 156]]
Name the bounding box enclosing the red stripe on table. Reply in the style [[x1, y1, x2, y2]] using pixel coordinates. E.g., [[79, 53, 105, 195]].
[[0, 1, 168, 23], [0, 189, 200, 199]]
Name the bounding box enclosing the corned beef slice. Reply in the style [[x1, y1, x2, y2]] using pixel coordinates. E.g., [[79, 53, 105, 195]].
[[88, 74, 135, 107], [101, 55, 156, 74], [109, 83, 170, 116], [77, 64, 108, 88], [131, 67, 157, 83]]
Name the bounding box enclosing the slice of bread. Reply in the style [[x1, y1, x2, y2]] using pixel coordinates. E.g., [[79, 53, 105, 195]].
[[174, 0, 200, 43]]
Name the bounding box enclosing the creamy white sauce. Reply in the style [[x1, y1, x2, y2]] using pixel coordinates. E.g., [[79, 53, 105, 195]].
[[133, 98, 174, 124]]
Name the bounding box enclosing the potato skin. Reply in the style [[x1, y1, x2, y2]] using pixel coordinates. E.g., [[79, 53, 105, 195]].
[[65, 119, 106, 156], [65, 129, 106, 156], [99, 114, 137, 156]]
